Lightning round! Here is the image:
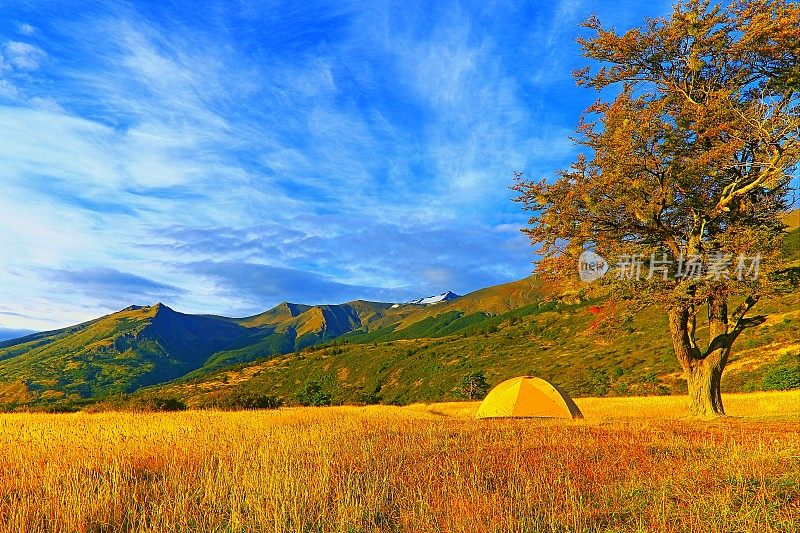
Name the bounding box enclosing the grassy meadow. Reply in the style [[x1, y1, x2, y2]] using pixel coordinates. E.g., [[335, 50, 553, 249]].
[[1, 391, 798, 532]]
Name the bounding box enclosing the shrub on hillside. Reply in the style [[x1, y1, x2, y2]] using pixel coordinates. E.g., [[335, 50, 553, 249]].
[[460, 370, 490, 400], [357, 389, 381, 405], [131, 397, 187, 412], [296, 380, 332, 407], [199, 392, 283, 410], [762, 354, 800, 391], [28, 403, 82, 414], [588, 367, 611, 396]]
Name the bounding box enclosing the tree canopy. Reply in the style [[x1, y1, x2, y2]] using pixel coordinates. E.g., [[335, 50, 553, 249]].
[[514, 0, 799, 417]]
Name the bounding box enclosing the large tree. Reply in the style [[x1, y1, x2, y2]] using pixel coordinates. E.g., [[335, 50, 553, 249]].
[[514, 0, 799, 417]]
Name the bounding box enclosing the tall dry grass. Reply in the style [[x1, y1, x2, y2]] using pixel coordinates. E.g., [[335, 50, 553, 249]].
[[0, 392, 798, 532]]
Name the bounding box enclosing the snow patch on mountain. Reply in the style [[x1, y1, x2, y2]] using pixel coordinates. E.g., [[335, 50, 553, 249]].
[[407, 291, 460, 305]]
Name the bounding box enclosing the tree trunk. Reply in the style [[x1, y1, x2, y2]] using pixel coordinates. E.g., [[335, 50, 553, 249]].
[[669, 300, 730, 418], [686, 355, 726, 417]]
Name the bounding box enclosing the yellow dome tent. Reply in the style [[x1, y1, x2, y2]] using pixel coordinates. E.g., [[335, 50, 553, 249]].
[[475, 376, 583, 419]]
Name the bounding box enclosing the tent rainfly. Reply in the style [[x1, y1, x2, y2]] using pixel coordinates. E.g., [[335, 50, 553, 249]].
[[475, 376, 583, 419]]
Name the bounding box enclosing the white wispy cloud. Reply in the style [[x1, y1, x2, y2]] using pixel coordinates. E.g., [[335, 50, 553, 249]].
[[17, 23, 36, 36], [3, 41, 46, 70]]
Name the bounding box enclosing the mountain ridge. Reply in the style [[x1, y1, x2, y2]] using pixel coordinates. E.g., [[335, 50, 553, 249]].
[[0, 279, 549, 405]]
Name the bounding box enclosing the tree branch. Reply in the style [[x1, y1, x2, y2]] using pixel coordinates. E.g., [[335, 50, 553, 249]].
[[731, 295, 759, 334]]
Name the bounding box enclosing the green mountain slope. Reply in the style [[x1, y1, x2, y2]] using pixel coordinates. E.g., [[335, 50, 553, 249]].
[[0, 304, 250, 401], [142, 291, 799, 408], [191, 300, 423, 374], [1, 286, 548, 406]]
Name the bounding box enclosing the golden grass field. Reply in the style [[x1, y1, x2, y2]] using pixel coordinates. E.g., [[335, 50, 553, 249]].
[[0, 391, 798, 532]]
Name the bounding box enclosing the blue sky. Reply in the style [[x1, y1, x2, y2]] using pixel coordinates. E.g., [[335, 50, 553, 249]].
[[0, 0, 673, 331]]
